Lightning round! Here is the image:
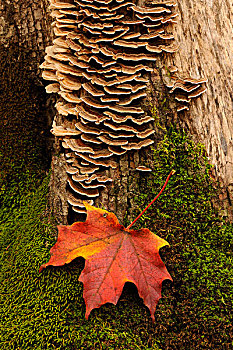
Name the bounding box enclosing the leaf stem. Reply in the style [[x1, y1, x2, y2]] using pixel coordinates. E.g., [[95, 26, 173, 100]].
[[126, 170, 175, 230]]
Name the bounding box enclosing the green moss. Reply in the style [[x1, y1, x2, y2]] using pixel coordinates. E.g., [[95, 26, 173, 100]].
[[0, 125, 232, 349], [0, 176, 161, 350], [129, 126, 233, 348]]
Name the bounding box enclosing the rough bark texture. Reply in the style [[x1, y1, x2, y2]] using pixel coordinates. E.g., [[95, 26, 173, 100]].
[[0, 0, 69, 224], [161, 0, 233, 216], [1, 0, 232, 222], [0, 0, 53, 185], [0, 0, 51, 64]]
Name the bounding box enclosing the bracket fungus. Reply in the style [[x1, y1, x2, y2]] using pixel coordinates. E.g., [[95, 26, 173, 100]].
[[162, 68, 207, 113], [41, 0, 181, 213]]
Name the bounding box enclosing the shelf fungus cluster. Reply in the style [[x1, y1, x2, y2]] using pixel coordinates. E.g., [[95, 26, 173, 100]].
[[41, 0, 178, 213], [163, 67, 207, 113]]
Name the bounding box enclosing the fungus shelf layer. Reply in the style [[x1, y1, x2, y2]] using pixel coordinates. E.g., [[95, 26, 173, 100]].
[[162, 67, 207, 112], [42, 0, 179, 213]]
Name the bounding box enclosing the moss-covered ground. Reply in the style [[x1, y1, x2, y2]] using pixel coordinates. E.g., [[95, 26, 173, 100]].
[[0, 125, 232, 349]]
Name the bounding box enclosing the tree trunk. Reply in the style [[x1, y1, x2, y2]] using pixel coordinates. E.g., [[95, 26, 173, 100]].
[[162, 0, 233, 216], [0, 1, 53, 183], [0, 0, 69, 224], [1, 0, 232, 222], [0, 0, 51, 64]]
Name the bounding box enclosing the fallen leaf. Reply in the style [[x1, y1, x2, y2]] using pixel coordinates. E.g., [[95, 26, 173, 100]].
[[39, 203, 172, 321]]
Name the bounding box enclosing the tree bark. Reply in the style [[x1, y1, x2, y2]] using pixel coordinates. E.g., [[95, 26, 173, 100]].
[[0, 0, 51, 63], [0, 0, 69, 224], [1, 0, 232, 222], [161, 0, 233, 215]]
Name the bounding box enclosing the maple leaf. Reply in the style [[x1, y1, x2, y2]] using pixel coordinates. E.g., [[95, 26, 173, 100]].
[[39, 203, 172, 321]]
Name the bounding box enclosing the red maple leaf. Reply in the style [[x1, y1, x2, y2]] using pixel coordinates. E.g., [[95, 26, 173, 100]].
[[39, 171, 174, 321]]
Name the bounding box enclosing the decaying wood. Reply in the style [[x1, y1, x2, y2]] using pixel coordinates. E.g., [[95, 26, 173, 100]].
[[1, 0, 232, 222], [160, 0, 233, 216]]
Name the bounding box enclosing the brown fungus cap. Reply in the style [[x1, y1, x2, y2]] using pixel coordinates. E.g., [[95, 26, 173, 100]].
[[177, 105, 189, 112], [51, 124, 82, 137], [122, 138, 154, 150], [85, 173, 113, 184], [89, 149, 113, 159], [42, 70, 57, 81], [101, 96, 119, 103], [65, 164, 79, 175], [77, 107, 110, 124], [103, 121, 138, 134], [109, 105, 144, 114], [54, 61, 83, 76], [45, 83, 60, 93], [137, 128, 155, 139], [79, 165, 100, 174], [98, 135, 128, 146], [136, 165, 152, 172], [75, 152, 118, 168], [130, 5, 171, 14], [68, 178, 100, 197], [50, 10, 65, 18], [121, 32, 141, 40], [80, 133, 102, 145], [60, 77, 82, 91], [135, 13, 164, 22], [169, 82, 201, 94], [67, 192, 94, 207], [59, 91, 82, 103], [77, 180, 106, 190], [55, 102, 76, 116], [72, 206, 88, 214], [82, 82, 105, 97], [104, 86, 131, 95], [119, 91, 147, 105], [81, 96, 110, 109], [75, 121, 102, 135], [108, 146, 127, 155], [188, 86, 207, 98], [174, 94, 191, 103], [63, 138, 95, 153]]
